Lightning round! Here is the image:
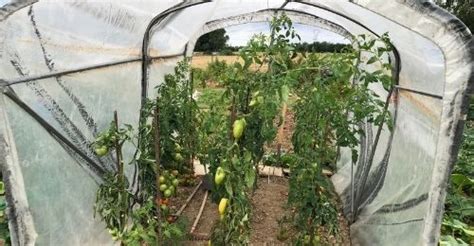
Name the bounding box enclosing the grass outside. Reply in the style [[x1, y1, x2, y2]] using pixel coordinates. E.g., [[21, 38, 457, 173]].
[[195, 87, 226, 111]]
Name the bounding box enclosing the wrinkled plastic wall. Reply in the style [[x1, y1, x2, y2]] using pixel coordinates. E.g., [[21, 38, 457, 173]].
[[0, 1, 472, 245]]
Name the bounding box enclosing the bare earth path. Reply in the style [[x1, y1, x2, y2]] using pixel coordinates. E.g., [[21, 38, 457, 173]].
[[250, 177, 289, 245]]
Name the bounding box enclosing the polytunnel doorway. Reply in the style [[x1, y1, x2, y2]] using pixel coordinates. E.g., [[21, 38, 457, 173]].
[[0, 1, 472, 246], [187, 19, 356, 244]]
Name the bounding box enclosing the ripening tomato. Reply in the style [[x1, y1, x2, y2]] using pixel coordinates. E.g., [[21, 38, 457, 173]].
[[159, 198, 169, 205], [215, 167, 226, 185], [218, 198, 229, 215], [171, 170, 179, 177]]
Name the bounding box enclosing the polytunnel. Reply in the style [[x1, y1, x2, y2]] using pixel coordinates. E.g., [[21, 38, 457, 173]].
[[0, 0, 472, 245]]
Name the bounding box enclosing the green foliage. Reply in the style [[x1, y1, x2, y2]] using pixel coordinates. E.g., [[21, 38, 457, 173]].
[[262, 152, 298, 168], [94, 59, 196, 245], [210, 146, 255, 245], [195, 28, 230, 53], [292, 34, 393, 168], [0, 180, 9, 245], [436, 0, 474, 32], [195, 87, 227, 111], [95, 173, 131, 239], [287, 28, 393, 245], [288, 160, 338, 243], [220, 48, 235, 56], [155, 59, 199, 173], [441, 120, 474, 245], [294, 41, 351, 53], [468, 97, 474, 121], [209, 14, 303, 244], [192, 59, 229, 88]]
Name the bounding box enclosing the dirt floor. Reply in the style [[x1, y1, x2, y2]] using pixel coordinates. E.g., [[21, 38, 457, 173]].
[[267, 109, 296, 153], [249, 177, 289, 245], [173, 176, 350, 245]]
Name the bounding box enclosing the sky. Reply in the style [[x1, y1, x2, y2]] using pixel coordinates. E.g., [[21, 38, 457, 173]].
[[226, 22, 349, 47]]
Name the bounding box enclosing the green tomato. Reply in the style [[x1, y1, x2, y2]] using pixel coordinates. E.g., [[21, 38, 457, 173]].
[[173, 153, 184, 162], [249, 96, 264, 107], [175, 143, 183, 152], [168, 185, 175, 195], [249, 98, 258, 107], [313, 236, 320, 244], [94, 146, 108, 156], [159, 184, 167, 192], [233, 119, 245, 140], [172, 179, 179, 187], [164, 189, 172, 198], [303, 235, 310, 245], [171, 170, 179, 177], [215, 167, 226, 185], [159, 176, 166, 184]]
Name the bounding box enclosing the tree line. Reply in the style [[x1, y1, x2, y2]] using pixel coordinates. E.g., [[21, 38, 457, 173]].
[[194, 28, 350, 54]]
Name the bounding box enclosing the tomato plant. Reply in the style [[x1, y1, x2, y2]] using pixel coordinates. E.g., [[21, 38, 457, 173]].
[[287, 33, 394, 244], [208, 14, 302, 244], [93, 60, 196, 245]]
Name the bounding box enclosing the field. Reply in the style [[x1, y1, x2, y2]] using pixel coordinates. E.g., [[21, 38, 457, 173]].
[[191, 55, 242, 69]]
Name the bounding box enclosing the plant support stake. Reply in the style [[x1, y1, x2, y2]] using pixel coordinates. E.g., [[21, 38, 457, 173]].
[[153, 103, 162, 241]]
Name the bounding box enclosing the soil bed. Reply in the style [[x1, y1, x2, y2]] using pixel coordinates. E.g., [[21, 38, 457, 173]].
[[174, 177, 350, 245], [250, 177, 289, 245]]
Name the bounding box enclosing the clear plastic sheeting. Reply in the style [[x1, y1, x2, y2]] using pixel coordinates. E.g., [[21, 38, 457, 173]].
[[4, 97, 112, 246], [1, 0, 176, 81], [149, 2, 217, 56], [0, 1, 472, 245]]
